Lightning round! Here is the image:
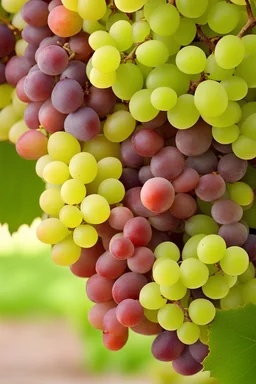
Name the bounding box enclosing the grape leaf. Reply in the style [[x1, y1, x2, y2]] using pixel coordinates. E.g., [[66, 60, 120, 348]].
[[0, 142, 44, 232], [204, 304, 256, 384]]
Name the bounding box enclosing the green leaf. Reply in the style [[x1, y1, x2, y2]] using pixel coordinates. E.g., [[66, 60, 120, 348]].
[[0, 141, 44, 232], [204, 304, 256, 384]]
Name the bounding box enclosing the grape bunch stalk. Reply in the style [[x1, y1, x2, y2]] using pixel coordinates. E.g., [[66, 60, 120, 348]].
[[1, 0, 256, 380]]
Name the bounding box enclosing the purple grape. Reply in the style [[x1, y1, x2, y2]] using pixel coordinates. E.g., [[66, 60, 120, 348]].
[[189, 340, 209, 363], [148, 210, 180, 232], [217, 154, 248, 183], [243, 234, 256, 262], [132, 128, 164, 157], [24, 70, 55, 101], [60, 60, 87, 86], [21, 0, 49, 27], [152, 330, 185, 362], [37, 45, 69, 75], [24, 44, 38, 64], [5, 56, 32, 86], [51, 79, 84, 114], [173, 346, 203, 376], [112, 272, 147, 304], [185, 150, 218, 175], [121, 138, 144, 168], [211, 199, 243, 225], [0, 63, 6, 84], [150, 146, 185, 180], [69, 31, 93, 62], [22, 25, 53, 45], [86, 274, 115, 303], [0, 24, 16, 58], [219, 223, 248, 247], [195, 174, 226, 202], [24, 101, 44, 129], [120, 168, 141, 190], [64, 106, 101, 141], [138, 165, 154, 185], [39, 98, 66, 133], [84, 86, 116, 118]]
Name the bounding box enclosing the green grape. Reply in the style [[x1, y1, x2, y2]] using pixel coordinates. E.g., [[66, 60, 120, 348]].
[[109, 20, 133, 51], [197, 234, 226, 264], [62, 0, 78, 12], [143, 0, 166, 21], [103, 110, 136, 141], [83, 135, 121, 161], [152, 258, 180, 287], [52, 236, 81, 267], [36, 155, 52, 178], [12, 92, 27, 117], [220, 246, 249, 276], [149, 4, 180, 37], [212, 124, 239, 144], [220, 76, 248, 101], [73, 224, 98, 248], [230, 0, 245, 4], [132, 20, 150, 43], [176, 0, 208, 18], [205, 54, 235, 81], [69, 152, 98, 184], [0, 105, 19, 141], [112, 63, 144, 101], [98, 178, 125, 204], [77, 0, 106, 21], [2, 0, 26, 13], [182, 234, 206, 260], [80, 194, 110, 224], [146, 64, 190, 96], [227, 182, 254, 206], [139, 282, 167, 310], [185, 215, 219, 236], [188, 299, 216, 326], [59, 205, 83, 228], [177, 322, 200, 345], [232, 135, 256, 160], [83, 20, 105, 34], [242, 35, 256, 56], [136, 40, 169, 67], [242, 165, 256, 190], [160, 280, 187, 301], [144, 308, 159, 323], [92, 46, 120, 73], [154, 241, 180, 262], [114, 0, 147, 13], [87, 157, 122, 194], [47, 132, 80, 164], [129, 89, 159, 122], [223, 274, 237, 288], [12, 11, 27, 29], [61, 179, 86, 205], [202, 101, 241, 128], [15, 39, 28, 56], [232, 10, 249, 35], [8, 120, 29, 144], [106, 11, 131, 31], [173, 18, 196, 46], [153, 33, 181, 56], [39, 188, 64, 217], [235, 54, 256, 88], [240, 113, 256, 140], [220, 285, 244, 310], [150, 87, 177, 111], [88, 30, 117, 50], [242, 279, 256, 304], [158, 304, 184, 331], [176, 46, 206, 75], [36, 218, 69, 245], [238, 262, 255, 283], [167, 94, 200, 129], [208, 2, 239, 34], [180, 258, 209, 289], [215, 35, 245, 69], [136, 60, 152, 80], [197, 199, 212, 216], [194, 80, 228, 118], [42, 161, 70, 185], [202, 275, 229, 299], [199, 325, 209, 345], [86, 57, 93, 78]]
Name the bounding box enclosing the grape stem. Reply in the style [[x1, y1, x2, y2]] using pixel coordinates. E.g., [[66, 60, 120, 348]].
[[0, 16, 21, 36], [189, 72, 206, 94], [237, 0, 256, 38], [196, 25, 216, 52], [57, 42, 75, 61]]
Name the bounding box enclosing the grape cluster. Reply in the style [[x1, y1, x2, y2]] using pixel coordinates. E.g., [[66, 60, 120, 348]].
[[2, 0, 256, 379]]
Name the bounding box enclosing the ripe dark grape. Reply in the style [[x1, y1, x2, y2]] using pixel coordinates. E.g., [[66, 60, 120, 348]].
[[217, 154, 248, 183], [173, 346, 203, 376], [86, 274, 115, 303], [169, 193, 198, 220], [0, 63, 6, 84], [60, 60, 87, 86], [123, 217, 152, 246], [195, 174, 226, 202], [96, 250, 127, 279], [88, 301, 116, 330], [172, 168, 200, 193], [150, 146, 185, 180], [148, 211, 180, 232], [51, 78, 84, 114], [102, 308, 129, 351], [127, 246, 155, 274], [138, 165, 154, 185], [120, 168, 141, 190], [108, 206, 134, 231], [186, 150, 218, 175], [70, 242, 104, 278], [152, 330, 185, 362], [123, 187, 156, 217], [132, 128, 164, 157], [211, 199, 243, 225], [110, 236, 135, 260], [218, 223, 249, 247], [24, 101, 44, 129], [112, 272, 147, 304], [39, 98, 67, 133], [22, 25, 53, 45], [5, 56, 32, 86], [116, 299, 144, 327], [69, 31, 93, 62], [189, 340, 209, 363], [21, 0, 49, 27], [24, 70, 55, 101], [131, 317, 162, 336], [64, 107, 101, 141], [37, 45, 69, 75], [0, 24, 16, 58]]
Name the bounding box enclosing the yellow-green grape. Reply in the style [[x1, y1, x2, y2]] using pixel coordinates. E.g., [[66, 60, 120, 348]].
[[52, 236, 81, 267], [212, 124, 240, 144], [160, 281, 187, 301], [167, 94, 200, 129], [194, 80, 228, 118], [139, 282, 167, 310], [153, 33, 181, 56], [69, 152, 98, 184], [158, 303, 184, 331], [182, 234, 206, 260], [136, 40, 169, 67], [148, 4, 180, 37], [177, 322, 200, 345], [36, 155, 52, 178], [77, 0, 106, 20], [232, 135, 256, 160], [36, 218, 69, 244], [103, 110, 136, 141], [106, 11, 131, 30], [90, 67, 117, 88], [39, 188, 65, 217], [62, 0, 78, 12], [235, 54, 256, 88], [208, 1, 239, 34], [179, 258, 209, 289], [242, 279, 256, 304], [176, 0, 208, 18], [83, 134, 121, 161], [61, 179, 86, 205], [12, 11, 27, 29], [227, 182, 254, 206], [89, 30, 117, 50], [176, 46, 206, 75], [199, 325, 210, 345], [238, 262, 255, 283], [202, 101, 241, 128], [80, 194, 110, 224], [8, 120, 29, 144], [15, 39, 28, 56], [215, 35, 245, 69], [185, 215, 219, 236], [230, 0, 245, 4], [173, 18, 196, 46], [92, 46, 121, 73], [43, 161, 70, 184], [143, 0, 166, 21], [224, 274, 238, 288], [221, 76, 248, 101], [98, 178, 125, 204], [0, 105, 19, 141], [220, 285, 244, 310], [197, 234, 226, 264], [202, 275, 230, 300], [188, 299, 216, 326], [129, 89, 159, 122], [150, 87, 177, 111], [114, 0, 148, 13], [205, 54, 235, 81], [12, 92, 27, 117], [154, 241, 180, 262], [112, 63, 144, 101], [2, 0, 27, 13], [144, 308, 159, 323], [87, 157, 123, 193], [220, 246, 249, 276], [240, 113, 256, 140], [153, 258, 180, 287], [132, 20, 150, 43], [73, 224, 98, 248], [83, 19, 105, 34], [59, 205, 83, 228], [242, 35, 256, 56], [109, 20, 133, 51], [0, 84, 14, 109], [47, 132, 81, 164], [242, 164, 256, 190]]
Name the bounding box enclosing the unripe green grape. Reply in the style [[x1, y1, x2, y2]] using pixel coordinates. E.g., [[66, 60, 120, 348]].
[[8, 120, 29, 145], [153, 33, 181, 56], [208, 2, 239, 34], [12, 92, 27, 118], [59, 205, 83, 229], [129, 89, 159, 122], [143, 0, 166, 21], [220, 246, 249, 276], [202, 101, 241, 128], [153, 258, 180, 287], [176, 46, 206, 75], [106, 11, 131, 31], [139, 282, 167, 310], [242, 35, 256, 56], [132, 20, 150, 43], [182, 234, 206, 260], [12, 11, 26, 29], [158, 303, 184, 331], [242, 279, 256, 304], [89, 31, 117, 50], [212, 124, 239, 144], [0, 105, 19, 141], [205, 54, 235, 81], [202, 275, 230, 299], [199, 325, 209, 345], [62, 0, 78, 12], [230, 0, 245, 4], [235, 54, 256, 88], [92, 46, 121, 73], [98, 178, 125, 204], [109, 20, 133, 51], [176, 0, 208, 18], [167, 94, 200, 129], [240, 113, 256, 141], [52, 236, 81, 267], [43, 161, 70, 185], [180, 258, 209, 289], [77, 0, 106, 21], [238, 262, 255, 283], [232, 135, 256, 160], [194, 80, 228, 118], [221, 76, 248, 101], [215, 35, 245, 69], [185, 215, 219, 236], [149, 4, 180, 37], [197, 234, 226, 264], [83, 135, 121, 161], [154, 241, 180, 262], [220, 286, 244, 310], [227, 182, 254, 206], [112, 63, 144, 101], [188, 299, 216, 326], [103, 110, 136, 141], [136, 40, 169, 67], [15, 39, 28, 56], [0, 85, 14, 109], [61, 179, 86, 205], [150, 87, 177, 111], [224, 274, 237, 289], [160, 280, 187, 301], [90, 67, 117, 89], [173, 18, 196, 46], [39, 188, 64, 217], [114, 0, 148, 13], [47, 132, 80, 165], [2, 0, 26, 13], [177, 322, 200, 345], [144, 308, 159, 323], [36, 218, 69, 245], [73, 224, 98, 248], [83, 20, 105, 34], [69, 152, 98, 184], [80, 194, 110, 224]]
